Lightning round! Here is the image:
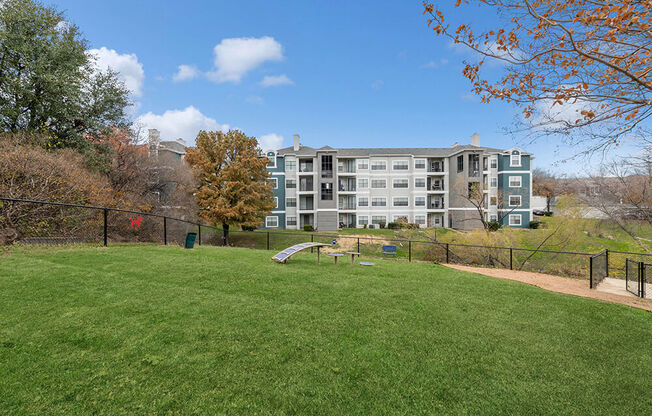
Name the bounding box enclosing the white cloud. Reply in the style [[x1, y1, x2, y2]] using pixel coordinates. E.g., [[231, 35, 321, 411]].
[[136, 106, 229, 144], [245, 95, 264, 104], [173, 65, 200, 82], [371, 80, 384, 90], [259, 74, 293, 87], [87, 47, 145, 97], [529, 98, 596, 131], [258, 133, 284, 151], [206, 36, 284, 83]]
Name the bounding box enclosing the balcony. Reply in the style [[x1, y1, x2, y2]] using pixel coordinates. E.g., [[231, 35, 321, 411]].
[[299, 159, 313, 173], [338, 181, 356, 192], [299, 179, 314, 192], [338, 160, 356, 174], [427, 180, 445, 191], [428, 200, 445, 210], [299, 196, 314, 210], [428, 164, 445, 173]]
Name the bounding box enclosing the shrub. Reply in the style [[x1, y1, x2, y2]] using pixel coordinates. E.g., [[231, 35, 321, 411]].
[[304, 224, 313, 232], [529, 220, 541, 229], [241, 225, 257, 231], [363, 223, 367, 229], [387, 222, 399, 229], [544, 211, 553, 217], [379, 221, 386, 229], [487, 221, 501, 231]]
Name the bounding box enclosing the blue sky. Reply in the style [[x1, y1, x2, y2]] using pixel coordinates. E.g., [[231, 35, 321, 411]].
[[51, 0, 608, 173]]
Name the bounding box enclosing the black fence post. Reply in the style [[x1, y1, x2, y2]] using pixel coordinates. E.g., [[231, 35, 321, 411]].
[[409, 241, 412, 262], [163, 217, 167, 245], [446, 243, 450, 263], [266, 231, 270, 250], [605, 249, 609, 277], [357, 238, 360, 253], [198, 225, 201, 246], [509, 248, 513, 270], [310, 234, 314, 253], [589, 255, 594, 288], [642, 263, 646, 298], [103, 208, 108, 247]]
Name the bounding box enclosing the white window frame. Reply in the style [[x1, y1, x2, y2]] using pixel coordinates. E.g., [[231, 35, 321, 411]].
[[358, 216, 369, 225], [269, 177, 278, 189], [372, 197, 387, 207], [414, 159, 426, 169], [509, 195, 522, 207], [392, 178, 409, 189], [274, 197, 279, 208], [509, 214, 522, 226], [490, 158, 497, 169], [509, 176, 522, 188], [392, 160, 409, 171], [357, 159, 369, 170], [285, 159, 296, 171], [371, 179, 387, 189], [393, 197, 409, 207], [266, 152, 276, 168], [286, 216, 297, 227], [286, 197, 296, 208], [286, 179, 296, 188], [265, 216, 279, 228], [358, 197, 369, 207], [510, 152, 521, 167], [490, 177, 498, 188], [489, 215, 497, 222], [370, 160, 387, 171], [414, 215, 426, 225], [358, 178, 369, 189], [415, 177, 426, 188], [371, 215, 386, 225], [415, 196, 426, 206]]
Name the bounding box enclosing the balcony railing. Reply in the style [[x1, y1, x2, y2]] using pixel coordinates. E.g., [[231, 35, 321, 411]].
[[338, 166, 356, 174], [338, 203, 356, 210], [428, 201, 445, 209], [299, 203, 314, 210], [299, 164, 313, 173], [299, 183, 313, 192], [338, 184, 356, 192], [428, 183, 445, 191], [429, 165, 444, 173]]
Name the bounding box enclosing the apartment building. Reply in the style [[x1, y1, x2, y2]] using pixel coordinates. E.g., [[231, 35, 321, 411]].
[[263, 134, 533, 231]]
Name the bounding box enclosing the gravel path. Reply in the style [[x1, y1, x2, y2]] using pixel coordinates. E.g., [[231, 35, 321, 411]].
[[444, 264, 652, 312]]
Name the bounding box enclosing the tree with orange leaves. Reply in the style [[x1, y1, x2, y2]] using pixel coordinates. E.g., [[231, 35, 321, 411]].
[[185, 130, 276, 245], [423, 1, 651, 151]]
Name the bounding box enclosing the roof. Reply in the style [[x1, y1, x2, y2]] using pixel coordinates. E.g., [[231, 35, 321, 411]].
[[276, 144, 523, 157], [160, 140, 187, 155]]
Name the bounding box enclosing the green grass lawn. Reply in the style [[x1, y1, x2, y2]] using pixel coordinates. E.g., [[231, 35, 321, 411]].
[[1, 245, 650, 415]]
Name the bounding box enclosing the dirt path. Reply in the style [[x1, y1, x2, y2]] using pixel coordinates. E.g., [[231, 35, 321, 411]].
[[444, 264, 652, 312]]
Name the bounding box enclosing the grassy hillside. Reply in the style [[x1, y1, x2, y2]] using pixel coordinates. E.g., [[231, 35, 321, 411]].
[[1, 245, 650, 415]]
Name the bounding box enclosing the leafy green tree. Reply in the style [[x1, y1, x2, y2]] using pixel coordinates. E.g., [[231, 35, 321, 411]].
[[0, 0, 130, 149], [185, 130, 276, 245]]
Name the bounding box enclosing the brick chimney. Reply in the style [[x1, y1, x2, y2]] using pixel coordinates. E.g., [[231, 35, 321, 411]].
[[471, 133, 480, 147], [293, 134, 300, 151]]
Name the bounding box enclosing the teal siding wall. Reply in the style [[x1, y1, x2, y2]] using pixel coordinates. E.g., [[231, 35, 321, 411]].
[[500, 210, 530, 228], [498, 151, 531, 171], [497, 152, 531, 228], [262, 153, 286, 229]]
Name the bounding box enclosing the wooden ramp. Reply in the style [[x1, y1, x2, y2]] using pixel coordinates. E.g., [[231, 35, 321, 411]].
[[272, 242, 328, 264]]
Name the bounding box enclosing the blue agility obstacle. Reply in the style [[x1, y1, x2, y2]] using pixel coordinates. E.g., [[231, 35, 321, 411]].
[[272, 242, 329, 264]]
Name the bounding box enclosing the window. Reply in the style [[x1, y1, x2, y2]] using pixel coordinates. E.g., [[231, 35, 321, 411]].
[[483, 157, 488, 171], [415, 215, 426, 225], [266, 152, 276, 168], [286, 197, 296, 207], [286, 179, 296, 189], [321, 182, 333, 200], [431, 160, 442, 172], [286, 216, 297, 226], [490, 177, 497, 187], [321, 155, 333, 171], [372, 197, 387, 207], [269, 178, 278, 189], [489, 215, 497, 222], [358, 197, 369, 207], [509, 176, 522, 187], [372, 216, 386, 225], [371, 179, 386, 189], [457, 155, 464, 172], [392, 160, 409, 170], [371, 160, 387, 171], [490, 196, 497, 206], [358, 178, 369, 189], [509, 214, 522, 226], [490, 158, 497, 169], [509, 195, 522, 207], [510, 152, 521, 167], [415, 178, 426, 188], [393, 197, 409, 207], [357, 159, 369, 170], [285, 159, 296, 171], [415, 196, 426, 206], [358, 216, 369, 225], [393, 179, 409, 188], [274, 197, 279, 208], [265, 216, 278, 227], [414, 159, 426, 169]]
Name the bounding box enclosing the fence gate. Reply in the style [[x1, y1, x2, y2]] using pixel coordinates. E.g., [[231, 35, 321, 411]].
[[625, 259, 646, 298], [589, 250, 608, 289]]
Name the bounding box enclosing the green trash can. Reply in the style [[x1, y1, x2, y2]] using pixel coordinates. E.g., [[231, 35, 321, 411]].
[[184, 232, 197, 249]]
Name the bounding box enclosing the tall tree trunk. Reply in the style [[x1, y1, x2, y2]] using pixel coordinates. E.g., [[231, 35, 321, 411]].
[[222, 222, 229, 246]]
